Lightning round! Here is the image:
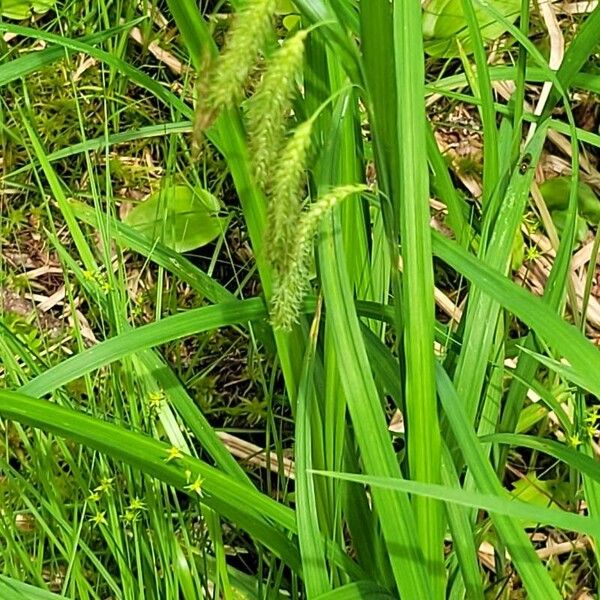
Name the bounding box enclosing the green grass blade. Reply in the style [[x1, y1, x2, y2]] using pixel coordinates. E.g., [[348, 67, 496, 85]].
[[164, 0, 210, 69], [450, 125, 547, 425], [20, 299, 266, 398], [0, 391, 301, 571], [510, 0, 530, 160], [318, 209, 428, 597], [361, 326, 481, 598], [21, 114, 97, 273], [315, 581, 396, 599], [393, 1, 444, 592], [0, 22, 190, 117], [133, 350, 250, 482], [430, 65, 600, 95], [287, 0, 362, 80], [311, 468, 600, 540], [296, 309, 331, 597], [4, 122, 192, 179], [459, 0, 498, 203], [441, 446, 485, 599], [435, 365, 561, 598], [0, 576, 69, 600], [426, 127, 471, 246], [498, 169, 582, 472], [359, 0, 396, 200], [0, 20, 144, 86], [484, 433, 600, 483], [543, 4, 600, 117], [433, 231, 600, 398]]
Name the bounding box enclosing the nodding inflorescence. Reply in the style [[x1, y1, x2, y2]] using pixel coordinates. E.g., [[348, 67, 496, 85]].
[[270, 185, 368, 331], [197, 5, 367, 330], [247, 29, 309, 189], [193, 0, 278, 138], [266, 118, 314, 275]]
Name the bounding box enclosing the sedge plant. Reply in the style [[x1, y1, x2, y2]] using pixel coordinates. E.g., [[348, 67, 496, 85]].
[[1, 0, 600, 598]]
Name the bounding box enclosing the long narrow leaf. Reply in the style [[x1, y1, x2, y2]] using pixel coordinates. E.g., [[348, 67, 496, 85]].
[[393, 2, 444, 592], [296, 308, 331, 597], [20, 299, 266, 397], [311, 469, 600, 539], [436, 365, 561, 598]]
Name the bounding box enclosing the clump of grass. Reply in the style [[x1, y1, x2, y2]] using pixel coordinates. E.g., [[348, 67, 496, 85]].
[[3, 1, 600, 599]]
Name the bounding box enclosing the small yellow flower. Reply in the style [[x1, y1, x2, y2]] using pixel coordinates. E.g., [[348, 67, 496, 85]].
[[100, 281, 113, 294], [164, 446, 184, 462], [82, 269, 96, 282], [122, 509, 139, 523], [94, 477, 115, 494], [87, 490, 101, 502], [184, 475, 205, 498], [128, 497, 147, 512], [568, 434, 582, 448], [89, 511, 107, 527], [147, 390, 165, 414], [525, 246, 541, 262]]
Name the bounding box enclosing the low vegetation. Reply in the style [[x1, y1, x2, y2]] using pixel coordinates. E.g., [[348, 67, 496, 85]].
[[1, 0, 600, 598]]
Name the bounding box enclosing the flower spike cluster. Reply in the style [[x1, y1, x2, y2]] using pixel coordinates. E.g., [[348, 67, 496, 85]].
[[196, 6, 366, 330]]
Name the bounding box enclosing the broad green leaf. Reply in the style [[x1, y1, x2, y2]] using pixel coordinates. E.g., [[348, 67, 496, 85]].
[[283, 15, 301, 30], [423, 0, 519, 57], [540, 176, 600, 224], [550, 210, 589, 243], [71, 199, 235, 304], [124, 183, 228, 253], [276, 0, 295, 13], [510, 474, 570, 528], [1, 0, 56, 19]]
